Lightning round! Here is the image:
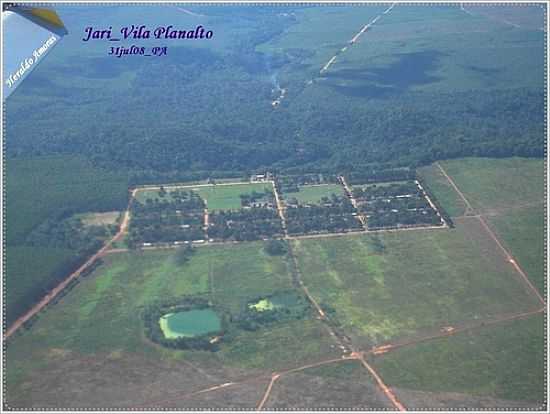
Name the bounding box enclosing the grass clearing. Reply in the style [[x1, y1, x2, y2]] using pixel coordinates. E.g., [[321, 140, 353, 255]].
[[422, 157, 544, 297], [418, 165, 466, 217], [293, 220, 540, 346], [372, 314, 544, 403], [77, 211, 121, 227], [284, 184, 345, 204], [136, 182, 273, 211], [437, 158, 543, 214]]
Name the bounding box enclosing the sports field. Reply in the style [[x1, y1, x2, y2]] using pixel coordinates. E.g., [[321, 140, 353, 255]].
[[135, 182, 273, 211], [284, 184, 345, 204]]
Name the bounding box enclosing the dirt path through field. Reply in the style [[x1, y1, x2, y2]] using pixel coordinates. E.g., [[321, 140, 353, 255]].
[[319, 2, 397, 75], [4, 189, 137, 340], [435, 162, 475, 216], [436, 162, 545, 306], [338, 175, 367, 229]]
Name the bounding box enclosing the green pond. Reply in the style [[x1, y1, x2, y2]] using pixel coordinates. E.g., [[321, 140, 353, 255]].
[[159, 309, 221, 339]]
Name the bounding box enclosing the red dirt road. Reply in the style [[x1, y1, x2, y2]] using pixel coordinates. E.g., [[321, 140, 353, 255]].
[[4, 189, 136, 340], [436, 162, 545, 307]]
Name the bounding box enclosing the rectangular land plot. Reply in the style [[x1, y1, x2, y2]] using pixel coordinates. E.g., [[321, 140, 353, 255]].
[[421, 158, 545, 296], [435, 158, 543, 215], [352, 180, 444, 229], [131, 182, 282, 244], [5, 243, 337, 409], [283, 184, 345, 205], [135, 182, 273, 211], [292, 218, 541, 348], [372, 314, 544, 407]]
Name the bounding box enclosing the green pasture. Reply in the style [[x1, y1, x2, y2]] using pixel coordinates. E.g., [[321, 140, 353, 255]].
[[292, 220, 540, 346], [436, 158, 543, 214], [423, 158, 544, 295], [136, 183, 273, 211], [284, 184, 345, 204], [373, 314, 544, 403], [6, 242, 336, 402]]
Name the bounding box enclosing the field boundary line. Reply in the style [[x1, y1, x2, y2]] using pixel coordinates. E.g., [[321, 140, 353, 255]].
[[136, 356, 352, 409], [370, 307, 545, 358], [338, 175, 367, 229], [357, 353, 406, 411], [435, 162, 475, 215], [476, 215, 546, 306], [256, 373, 280, 410], [436, 162, 545, 306]]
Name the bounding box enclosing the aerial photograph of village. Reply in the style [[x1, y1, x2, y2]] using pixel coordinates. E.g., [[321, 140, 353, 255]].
[[2, 1, 547, 411]]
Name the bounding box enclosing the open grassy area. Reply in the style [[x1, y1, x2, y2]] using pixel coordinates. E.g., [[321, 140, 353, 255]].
[[372, 314, 544, 404], [488, 206, 545, 295], [418, 165, 466, 217], [422, 157, 544, 296], [5, 243, 337, 408], [136, 182, 273, 211], [437, 158, 543, 214], [284, 184, 345, 204], [292, 220, 540, 347]]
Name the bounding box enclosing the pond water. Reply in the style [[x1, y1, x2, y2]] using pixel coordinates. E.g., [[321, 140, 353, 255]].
[[159, 309, 221, 339]]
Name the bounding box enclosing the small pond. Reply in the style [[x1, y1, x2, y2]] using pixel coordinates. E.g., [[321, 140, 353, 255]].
[[159, 309, 221, 339]]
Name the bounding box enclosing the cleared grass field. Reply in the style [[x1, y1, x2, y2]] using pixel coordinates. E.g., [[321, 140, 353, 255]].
[[284, 184, 344, 204], [292, 220, 540, 347], [436, 158, 543, 215], [5, 243, 337, 408], [418, 165, 466, 217], [136, 183, 273, 211], [422, 157, 545, 295], [372, 314, 544, 404]]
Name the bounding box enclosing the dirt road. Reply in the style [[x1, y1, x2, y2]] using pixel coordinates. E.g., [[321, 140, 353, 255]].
[[319, 2, 396, 75], [4, 189, 136, 339], [435, 162, 475, 216], [338, 175, 367, 229], [436, 162, 545, 306]]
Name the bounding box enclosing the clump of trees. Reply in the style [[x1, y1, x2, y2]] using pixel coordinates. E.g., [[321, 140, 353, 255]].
[[283, 190, 363, 235], [353, 180, 444, 229], [209, 208, 283, 241], [127, 189, 206, 247], [264, 239, 287, 256], [238, 291, 309, 331], [174, 245, 195, 266]]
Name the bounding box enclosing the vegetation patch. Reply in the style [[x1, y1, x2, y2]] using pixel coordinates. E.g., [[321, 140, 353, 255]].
[[239, 291, 311, 331]]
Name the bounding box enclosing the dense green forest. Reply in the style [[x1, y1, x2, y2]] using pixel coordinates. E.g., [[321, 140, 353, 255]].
[[5, 6, 544, 182], [5, 157, 128, 325]]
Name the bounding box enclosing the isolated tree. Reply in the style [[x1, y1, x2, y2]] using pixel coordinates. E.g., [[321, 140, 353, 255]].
[[174, 245, 194, 266]]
